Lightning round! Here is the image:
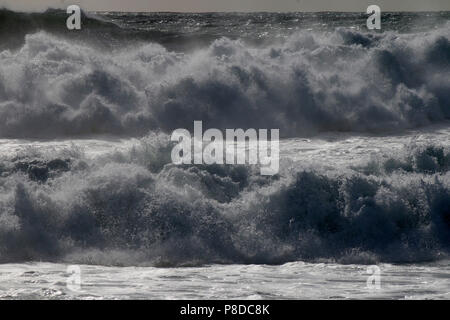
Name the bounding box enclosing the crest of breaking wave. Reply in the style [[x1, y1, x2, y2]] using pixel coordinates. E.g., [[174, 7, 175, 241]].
[[0, 133, 449, 266], [0, 9, 449, 138]]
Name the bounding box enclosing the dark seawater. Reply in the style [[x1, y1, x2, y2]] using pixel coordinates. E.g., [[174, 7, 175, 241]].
[[2, 10, 449, 50], [102, 11, 450, 47], [0, 9, 449, 267]]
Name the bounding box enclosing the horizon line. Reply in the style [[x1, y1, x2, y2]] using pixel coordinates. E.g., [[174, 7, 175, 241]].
[[2, 7, 450, 14]]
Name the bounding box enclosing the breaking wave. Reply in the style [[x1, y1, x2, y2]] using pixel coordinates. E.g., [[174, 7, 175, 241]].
[[0, 11, 449, 138], [1, 10, 450, 266], [0, 134, 448, 266]]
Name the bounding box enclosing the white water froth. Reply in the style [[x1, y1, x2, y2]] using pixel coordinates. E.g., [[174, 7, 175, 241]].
[[0, 261, 448, 299], [0, 24, 449, 138]]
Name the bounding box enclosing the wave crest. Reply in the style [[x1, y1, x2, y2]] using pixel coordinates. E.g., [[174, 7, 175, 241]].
[[0, 136, 449, 266], [0, 24, 449, 138]]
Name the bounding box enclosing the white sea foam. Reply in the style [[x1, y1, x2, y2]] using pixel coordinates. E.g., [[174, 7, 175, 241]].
[[0, 22, 449, 138], [0, 10, 449, 269], [0, 129, 449, 266]]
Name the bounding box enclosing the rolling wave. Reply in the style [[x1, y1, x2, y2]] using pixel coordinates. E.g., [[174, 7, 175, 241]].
[[0, 16, 449, 138], [0, 10, 449, 266], [0, 135, 448, 266]]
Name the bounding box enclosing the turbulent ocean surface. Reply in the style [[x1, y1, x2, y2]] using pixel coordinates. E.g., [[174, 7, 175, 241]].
[[0, 9, 449, 299]]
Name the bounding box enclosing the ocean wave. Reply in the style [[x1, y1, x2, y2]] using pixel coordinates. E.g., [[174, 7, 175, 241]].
[[0, 20, 449, 138], [0, 135, 448, 266], [0, 9, 211, 52], [0, 9, 121, 49]]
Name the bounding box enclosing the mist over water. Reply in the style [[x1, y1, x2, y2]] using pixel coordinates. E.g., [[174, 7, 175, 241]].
[[0, 9, 449, 267]]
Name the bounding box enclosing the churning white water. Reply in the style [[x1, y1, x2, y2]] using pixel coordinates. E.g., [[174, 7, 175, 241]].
[[0, 261, 448, 299], [0, 127, 449, 299], [1, 10, 449, 299]]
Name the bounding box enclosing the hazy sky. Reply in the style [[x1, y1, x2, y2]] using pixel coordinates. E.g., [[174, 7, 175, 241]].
[[1, 0, 450, 12]]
